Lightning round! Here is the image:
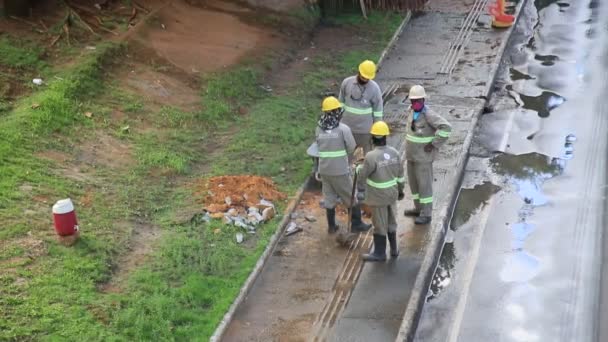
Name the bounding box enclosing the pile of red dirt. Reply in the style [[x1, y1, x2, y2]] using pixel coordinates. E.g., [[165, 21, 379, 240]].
[[195, 175, 286, 213]]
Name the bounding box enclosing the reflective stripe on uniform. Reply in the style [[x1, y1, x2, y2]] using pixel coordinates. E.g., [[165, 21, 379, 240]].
[[366, 178, 399, 189], [396, 177, 405, 183], [437, 130, 451, 138], [319, 150, 347, 158], [373, 111, 383, 118], [420, 196, 433, 204], [344, 105, 373, 115], [406, 134, 434, 143], [412, 193, 420, 200]]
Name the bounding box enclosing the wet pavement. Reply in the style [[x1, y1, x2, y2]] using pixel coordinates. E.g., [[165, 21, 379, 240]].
[[415, 0, 608, 340], [221, 0, 536, 339]]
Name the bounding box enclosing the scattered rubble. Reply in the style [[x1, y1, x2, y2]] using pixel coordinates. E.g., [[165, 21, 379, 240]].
[[286, 221, 303, 236], [194, 175, 286, 237], [305, 215, 317, 223]]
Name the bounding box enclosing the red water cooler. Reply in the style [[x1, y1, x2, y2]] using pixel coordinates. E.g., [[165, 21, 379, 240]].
[[52, 199, 79, 236]]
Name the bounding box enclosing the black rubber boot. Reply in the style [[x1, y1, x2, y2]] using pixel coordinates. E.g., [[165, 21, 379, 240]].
[[403, 209, 421, 217], [326, 208, 338, 234], [415, 216, 432, 225], [362, 234, 387, 262], [351, 204, 372, 233], [387, 231, 399, 257]]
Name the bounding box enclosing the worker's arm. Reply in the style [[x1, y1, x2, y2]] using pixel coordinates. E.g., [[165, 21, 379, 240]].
[[371, 83, 383, 122], [338, 78, 347, 104], [314, 128, 321, 180], [343, 125, 357, 156], [397, 155, 406, 194], [356, 155, 375, 191], [426, 109, 452, 148]]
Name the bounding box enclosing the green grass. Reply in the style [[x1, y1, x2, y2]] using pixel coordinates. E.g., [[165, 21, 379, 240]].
[[0, 12, 405, 341], [199, 67, 263, 124], [0, 37, 46, 71]]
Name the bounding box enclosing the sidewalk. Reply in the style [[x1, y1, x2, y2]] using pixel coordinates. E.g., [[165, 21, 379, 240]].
[[327, 0, 527, 340]]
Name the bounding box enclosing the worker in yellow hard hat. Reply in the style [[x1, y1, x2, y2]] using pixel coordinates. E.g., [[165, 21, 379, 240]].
[[339, 60, 384, 156], [356, 121, 405, 261], [339, 60, 384, 200], [315, 96, 371, 235], [403, 85, 452, 225]]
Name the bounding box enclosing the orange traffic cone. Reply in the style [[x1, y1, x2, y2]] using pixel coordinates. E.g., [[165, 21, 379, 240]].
[[490, 0, 514, 28]]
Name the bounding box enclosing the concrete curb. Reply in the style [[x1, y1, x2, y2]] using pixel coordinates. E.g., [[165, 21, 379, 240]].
[[209, 12, 413, 342], [394, 2, 529, 341], [378, 11, 412, 67], [210, 177, 311, 342]]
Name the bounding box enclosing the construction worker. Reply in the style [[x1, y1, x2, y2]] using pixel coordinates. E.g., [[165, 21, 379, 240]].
[[403, 85, 451, 225], [356, 121, 405, 261], [338, 60, 384, 156], [316, 96, 372, 234]]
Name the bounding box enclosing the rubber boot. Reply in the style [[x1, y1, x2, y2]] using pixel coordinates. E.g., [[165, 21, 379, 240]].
[[351, 204, 372, 233], [403, 209, 420, 217], [415, 216, 432, 225], [326, 208, 338, 234], [387, 231, 399, 257], [362, 234, 387, 262]]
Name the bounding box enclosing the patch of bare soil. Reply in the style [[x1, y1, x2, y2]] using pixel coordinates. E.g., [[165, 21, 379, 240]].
[[131, 0, 281, 75], [266, 24, 372, 96], [75, 131, 134, 170], [37, 131, 133, 183], [112, 45, 201, 112], [100, 221, 163, 292], [0, 235, 47, 273], [244, 0, 307, 12]]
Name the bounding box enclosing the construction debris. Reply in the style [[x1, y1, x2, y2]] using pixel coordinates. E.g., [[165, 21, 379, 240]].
[[286, 222, 303, 236], [194, 175, 286, 235], [305, 215, 317, 223]]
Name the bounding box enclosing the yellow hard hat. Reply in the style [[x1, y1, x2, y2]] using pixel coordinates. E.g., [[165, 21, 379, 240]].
[[370, 121, 390, 136], [358, 60, 377, 80], [322, 96, 342, 112], [409, 85, 427, 99]]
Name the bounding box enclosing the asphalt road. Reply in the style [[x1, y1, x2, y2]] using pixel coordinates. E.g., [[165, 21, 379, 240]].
[[415, 0, 608, 341]]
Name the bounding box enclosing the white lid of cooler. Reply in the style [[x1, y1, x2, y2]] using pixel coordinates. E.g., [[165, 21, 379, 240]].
[[52, 198, 74, 214]]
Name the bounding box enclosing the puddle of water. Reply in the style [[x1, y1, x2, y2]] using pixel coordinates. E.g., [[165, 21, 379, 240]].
[[505, 80, 566, 117], [500, 250, 541, 282], [426, 242, 456, 302], [511, 222, 536, 250], [450, 182, 501, 231], [490, 152, 562, 180], [510, 68, 536, 81], [516, 90, 565, 118], [534, 54, 559, 66], [534, 0, 561, 12]]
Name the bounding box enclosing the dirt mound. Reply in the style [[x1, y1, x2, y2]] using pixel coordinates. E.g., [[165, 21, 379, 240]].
[[196, 175, 285, 213]]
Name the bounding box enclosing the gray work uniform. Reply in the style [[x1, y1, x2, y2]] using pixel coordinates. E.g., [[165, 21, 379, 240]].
[[405, 106, 451, 217], [357, 145, 405, 235], [316, 123, 357, 209], [338, 76, 383, 155]]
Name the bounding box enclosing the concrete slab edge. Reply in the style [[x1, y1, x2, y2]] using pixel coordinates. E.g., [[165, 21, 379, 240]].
[[378, 11, 412, 68], [209, 12, 413, 341], [210, 177, 311, 342], [394, 1, 530, 341]]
